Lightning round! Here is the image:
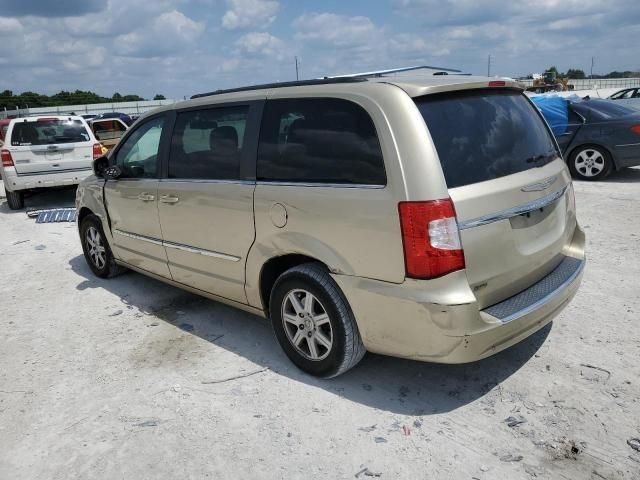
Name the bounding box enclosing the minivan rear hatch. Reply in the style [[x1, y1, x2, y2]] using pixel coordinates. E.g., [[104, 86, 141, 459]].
[[9, 118, 94, 175], [416, 89, 578, 308]]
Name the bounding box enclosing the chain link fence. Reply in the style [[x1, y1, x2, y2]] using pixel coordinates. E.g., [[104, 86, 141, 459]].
[[1, 99, 178, 119]]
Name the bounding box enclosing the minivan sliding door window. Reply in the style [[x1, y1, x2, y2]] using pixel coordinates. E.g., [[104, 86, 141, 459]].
[[168, 107, 249, 180]]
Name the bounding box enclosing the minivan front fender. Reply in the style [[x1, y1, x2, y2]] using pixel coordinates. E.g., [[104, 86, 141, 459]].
[[75, 178, 115, 252]]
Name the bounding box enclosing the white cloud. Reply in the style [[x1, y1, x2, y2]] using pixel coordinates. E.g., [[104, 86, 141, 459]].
[[292, 13, 379, 48], [116, 10, 205, 57], [222, 0, 279, 30], [0, 16, 23, 34], [236, 32, 285, 58]]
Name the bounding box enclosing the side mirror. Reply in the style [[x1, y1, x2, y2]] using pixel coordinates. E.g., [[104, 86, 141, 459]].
[[104, 165, 122, 180], [92, 155, 109, 177]]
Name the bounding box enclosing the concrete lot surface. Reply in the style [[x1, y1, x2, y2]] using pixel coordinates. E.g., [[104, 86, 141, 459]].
[[1, 171, 639, 479]]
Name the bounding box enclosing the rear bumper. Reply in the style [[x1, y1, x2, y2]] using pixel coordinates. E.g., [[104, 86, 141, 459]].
[[614, 143, 640, 169], [333, 225, 585, 363], [1, 167, 92, 192]]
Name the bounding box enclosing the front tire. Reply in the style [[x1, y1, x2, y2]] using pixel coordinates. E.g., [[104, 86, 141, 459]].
[[270, 263, 365, 378], [80, 214, 125, 278], [569, 145, 612, 181], [6, 190, 24, 210]]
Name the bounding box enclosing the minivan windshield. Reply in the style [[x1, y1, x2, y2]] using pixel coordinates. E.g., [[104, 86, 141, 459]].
[[416, 89, 559, 188], [11, 119, 91, 146]]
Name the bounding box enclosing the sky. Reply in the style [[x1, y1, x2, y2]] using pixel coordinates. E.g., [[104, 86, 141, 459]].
[[0, 0, 639, 99]]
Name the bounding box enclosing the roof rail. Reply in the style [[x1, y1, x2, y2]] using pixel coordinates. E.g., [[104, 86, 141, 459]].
[[326, 65, 463, 79], [191, 77, 367, 99]]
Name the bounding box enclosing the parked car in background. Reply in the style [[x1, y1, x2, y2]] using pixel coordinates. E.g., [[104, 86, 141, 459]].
[[608, 88, 640, 110], [1, 115, 101, 209], [77, 76, 584, 377], [533, 96, 640, 180], [0, 118, 11, 147], [89, 117, 128, 151], [93, 112, 133, 126]]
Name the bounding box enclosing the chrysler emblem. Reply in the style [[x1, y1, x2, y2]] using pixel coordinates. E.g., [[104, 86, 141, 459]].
[[521, 176, 558, 192]]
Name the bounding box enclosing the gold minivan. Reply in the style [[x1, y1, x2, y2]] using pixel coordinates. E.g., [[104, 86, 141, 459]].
[[76, 75, 585, 377]]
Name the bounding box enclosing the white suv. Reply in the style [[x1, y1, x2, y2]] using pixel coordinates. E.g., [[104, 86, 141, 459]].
[[1, 115, 101, 209]]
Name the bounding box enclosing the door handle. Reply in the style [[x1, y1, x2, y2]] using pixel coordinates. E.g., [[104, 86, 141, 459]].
[[137, 193, 155, 201], [160, 195, 180, 204]]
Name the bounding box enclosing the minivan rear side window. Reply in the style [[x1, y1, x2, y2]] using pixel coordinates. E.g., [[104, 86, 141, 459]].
[[416, 90, 559, 188], [169, 106, 249, 180], [257, 98, 386, 185]]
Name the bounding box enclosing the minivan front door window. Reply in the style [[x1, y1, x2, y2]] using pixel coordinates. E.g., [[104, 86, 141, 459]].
[[115, 116, 164, 179]]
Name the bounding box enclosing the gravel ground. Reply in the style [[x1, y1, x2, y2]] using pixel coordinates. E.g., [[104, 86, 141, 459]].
[[0, 171, 639, 480]]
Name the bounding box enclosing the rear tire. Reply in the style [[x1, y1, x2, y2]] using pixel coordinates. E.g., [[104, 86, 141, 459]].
[[569, 145, 612, 181], [6, 190, 24, 210], [80, 214, 126, 278], [269, 263, 366, 378]]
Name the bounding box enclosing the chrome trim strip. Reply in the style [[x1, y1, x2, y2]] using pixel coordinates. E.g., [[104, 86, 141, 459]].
[[163, 240, 241, 262], [114, 229, 240, 262], [114, 229, 163, 246], [256, 181, 385, 189], [159, 179, 255, 185], [493, 257, 585, 324], [458, 185, 568, 231], [615, 142, 640, 148]]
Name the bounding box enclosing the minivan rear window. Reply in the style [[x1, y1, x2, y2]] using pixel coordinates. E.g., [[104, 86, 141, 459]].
[[11, 119, 91, 146], [416, 90, 558, 188]]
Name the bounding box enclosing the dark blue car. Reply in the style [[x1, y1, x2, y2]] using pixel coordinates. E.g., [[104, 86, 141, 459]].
[[533, 96, 640, 180]]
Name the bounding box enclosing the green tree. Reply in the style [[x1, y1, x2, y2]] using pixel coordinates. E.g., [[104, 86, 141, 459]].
[[121, 94, 145, 102], [153, 94, 166, 100], [566, 69, 586, 79]]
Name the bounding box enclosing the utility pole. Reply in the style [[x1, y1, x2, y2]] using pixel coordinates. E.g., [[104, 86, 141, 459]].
[[295, 56, 299, 81], [487, 54, 492, 77], [590, 57, 594, 80]]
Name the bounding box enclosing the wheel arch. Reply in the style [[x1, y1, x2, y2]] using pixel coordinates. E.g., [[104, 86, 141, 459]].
[[77, 206, 94, 227], [259, 253, 329, 316]]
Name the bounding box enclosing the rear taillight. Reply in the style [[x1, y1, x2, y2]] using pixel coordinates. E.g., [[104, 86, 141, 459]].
[[398, 199, 465, 279], [631, 125, 640, 135], [488, 80, 506, 87], [1, 149, 14, 167], [93, 143, 103, 160]]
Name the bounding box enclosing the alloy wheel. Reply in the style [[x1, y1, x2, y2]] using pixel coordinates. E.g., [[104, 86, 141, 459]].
[[85, 226, 106, 270], [574, 148, 605, 177], [281, 289, 333, 361]]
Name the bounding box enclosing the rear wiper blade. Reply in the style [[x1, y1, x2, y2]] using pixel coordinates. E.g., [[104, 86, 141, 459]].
[[525, 152, 557, 164]]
